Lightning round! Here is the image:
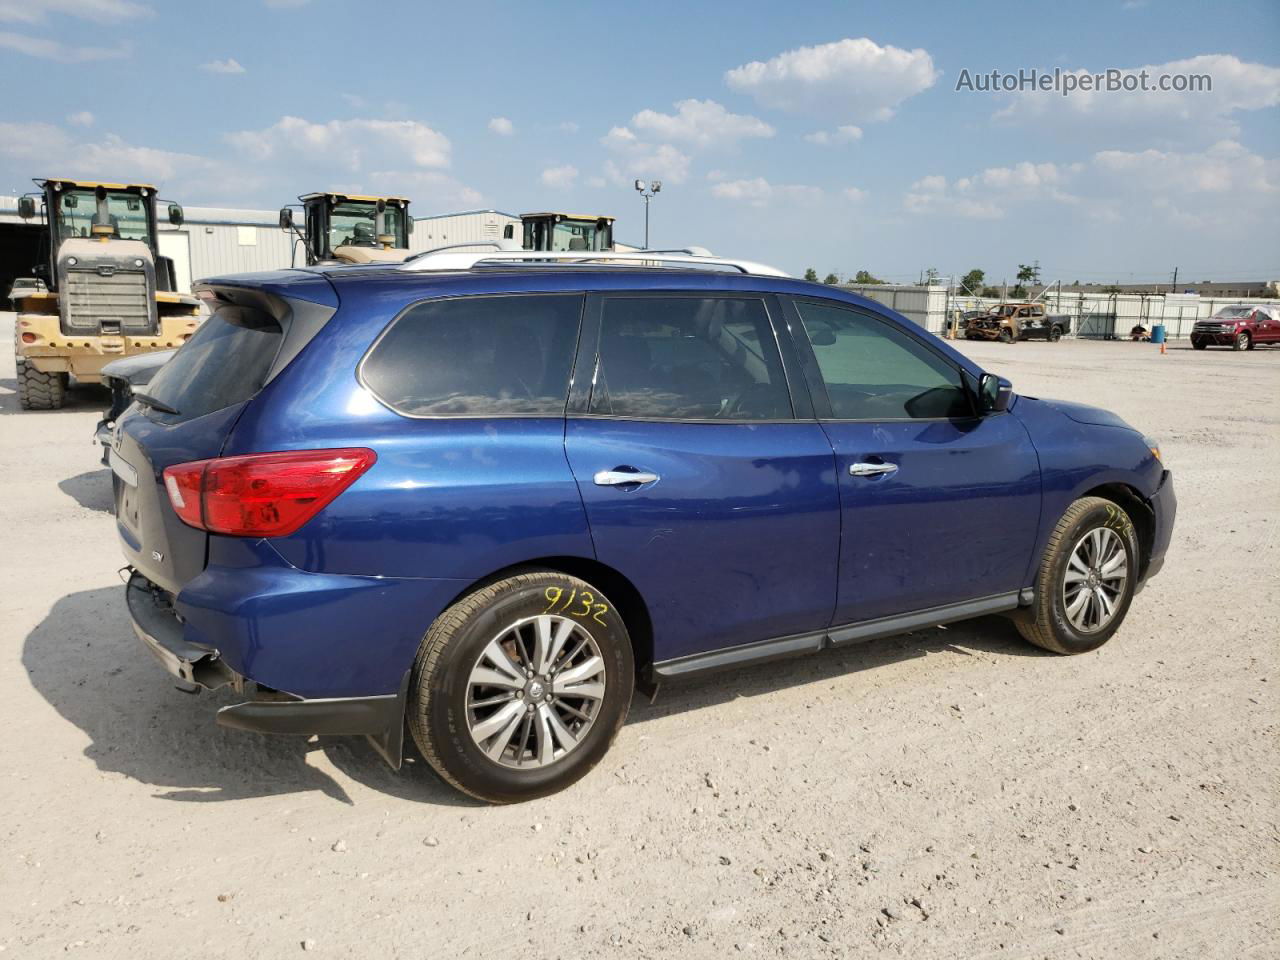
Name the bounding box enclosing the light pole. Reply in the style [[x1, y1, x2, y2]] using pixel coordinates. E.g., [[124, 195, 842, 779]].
[[634, 179, 661, 249]]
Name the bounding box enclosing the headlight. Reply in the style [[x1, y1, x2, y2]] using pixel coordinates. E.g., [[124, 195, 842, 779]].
[[1143, 435, 1162, 462]]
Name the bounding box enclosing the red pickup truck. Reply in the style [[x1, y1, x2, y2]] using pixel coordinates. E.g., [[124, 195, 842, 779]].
[[1190, 305, 1280, 351]]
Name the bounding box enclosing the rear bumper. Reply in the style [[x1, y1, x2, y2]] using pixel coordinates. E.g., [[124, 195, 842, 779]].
[[125, 569, 410, 767]]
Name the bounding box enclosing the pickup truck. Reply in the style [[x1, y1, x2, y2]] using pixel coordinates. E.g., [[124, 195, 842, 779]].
[[965, 303, 1071, 343], [1190, 305, 1280, 351]]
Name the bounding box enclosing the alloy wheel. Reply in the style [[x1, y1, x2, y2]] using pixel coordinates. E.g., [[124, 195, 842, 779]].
[[1061, 527, 1128, 634], [465, 615, 606, 769]]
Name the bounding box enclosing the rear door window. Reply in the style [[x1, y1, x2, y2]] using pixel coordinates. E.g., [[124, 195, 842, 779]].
[[588, 296, 792, 420], [361, 294, 583, 416], [143, 304, 282, 421]]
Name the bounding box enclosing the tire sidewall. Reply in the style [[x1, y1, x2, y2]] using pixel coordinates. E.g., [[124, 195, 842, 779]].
[[1042, 502, 1139, 653], [421, 575, 633, 802]]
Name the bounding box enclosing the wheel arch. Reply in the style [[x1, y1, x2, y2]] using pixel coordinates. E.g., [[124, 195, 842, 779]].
[[442, 556, 655, 690], [1079, 482, 1155, 577]]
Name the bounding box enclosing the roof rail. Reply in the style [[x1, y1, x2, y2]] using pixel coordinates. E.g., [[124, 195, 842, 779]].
[[397, 245, 789, 277]]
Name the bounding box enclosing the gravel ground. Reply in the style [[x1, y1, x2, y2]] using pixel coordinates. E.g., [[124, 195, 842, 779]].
[[1, 316, 1277, 959]]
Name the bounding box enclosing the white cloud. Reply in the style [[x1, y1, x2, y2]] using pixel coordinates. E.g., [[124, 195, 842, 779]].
[[903, 163, 1081, 220], [1093, 140, 1276, 196], [201, 57, 245, 74], [994, 55, 1280, 141], [630, 99, 774, 148], [0, 30, 128, 61], [488, 116, 514, 136], [541, 164, 578, 189], [367, 170, 483, 208], [0, 0, 148, 22], [558, 121, 580, 133], [712, 177, 822, 207], [227, 116, 451, 171], [66, 110, 94, 126], [843, 186, 867, 202], [725, 37, 939, 122], [0, 121, 218, 187], [601, 127, 690, 185], [804, 125, 863, 145], [585, 175, 606, 189]]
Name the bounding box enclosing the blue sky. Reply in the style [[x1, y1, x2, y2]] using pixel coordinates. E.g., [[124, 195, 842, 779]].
[[1, 0, 1277, 283]]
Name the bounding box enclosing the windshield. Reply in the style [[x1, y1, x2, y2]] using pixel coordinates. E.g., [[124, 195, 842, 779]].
[[988, 305, 1017, 317], [1213, 307, 1253, 319], [329, 201, 405, 250], [55, 189, 152, 245], [549, 219, 610, 252]]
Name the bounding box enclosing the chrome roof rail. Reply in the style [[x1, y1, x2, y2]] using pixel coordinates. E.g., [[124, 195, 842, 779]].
[[396, 246, 789, 277]]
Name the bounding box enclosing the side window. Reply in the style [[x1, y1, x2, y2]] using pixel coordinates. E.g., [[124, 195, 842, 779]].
[[589, 296, 792, 421], [361, 294, 583, 416], [794, 300, 974, 420]]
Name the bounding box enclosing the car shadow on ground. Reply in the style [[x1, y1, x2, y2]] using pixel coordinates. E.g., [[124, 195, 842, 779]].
[[23, 586, 478, 807], [0, 377, 105, 416], [59, 468, 114, 513], [628, 615, 1050, 725]]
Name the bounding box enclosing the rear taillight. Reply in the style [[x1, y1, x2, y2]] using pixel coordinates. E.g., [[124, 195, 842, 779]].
[[162, 448, 376, 537]]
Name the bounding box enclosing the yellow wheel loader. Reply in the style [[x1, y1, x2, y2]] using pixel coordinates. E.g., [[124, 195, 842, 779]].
[[279, 192, 413, 265], [504, 212, 616, 251], [13, 178, 200, 410]]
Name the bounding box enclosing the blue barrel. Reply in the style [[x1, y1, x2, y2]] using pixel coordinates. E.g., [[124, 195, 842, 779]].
[[1151, 324, 1166, 344]]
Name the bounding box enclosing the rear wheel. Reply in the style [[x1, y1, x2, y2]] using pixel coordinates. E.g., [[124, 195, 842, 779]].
[[15, 357, 67, 410], [1048, 325, 1063, 342], [408, 570, 634, 803], [1233, 332, 1250, 351], [1016, 497, 1139, 655]]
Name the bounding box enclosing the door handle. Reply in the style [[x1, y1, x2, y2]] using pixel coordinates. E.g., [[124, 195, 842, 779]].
[[848, 461, 898, 478], [594, 469, 660, 486]]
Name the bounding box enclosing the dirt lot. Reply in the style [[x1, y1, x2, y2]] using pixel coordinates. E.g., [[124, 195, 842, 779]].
[[1, 317, 1276, 959]]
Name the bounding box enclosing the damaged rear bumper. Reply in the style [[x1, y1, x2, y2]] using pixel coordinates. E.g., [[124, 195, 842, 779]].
[[125, 570, 407, 767]]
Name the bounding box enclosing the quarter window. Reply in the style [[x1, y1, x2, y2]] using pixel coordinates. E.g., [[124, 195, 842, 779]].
[[795, 300, 973, 420], [589, 297, 792, 421], [362, 294, 583, 416]]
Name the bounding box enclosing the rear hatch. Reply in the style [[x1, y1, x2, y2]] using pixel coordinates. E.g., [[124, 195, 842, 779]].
[[111, 276, 337, 594]]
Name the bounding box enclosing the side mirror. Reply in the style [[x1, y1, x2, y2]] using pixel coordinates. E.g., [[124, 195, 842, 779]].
[[278, 207, 293, 230], [979, 373, 1013, 414], [17, 196, 35, 219], [806, 321, 837, 347], [168, 203, 184, 226]]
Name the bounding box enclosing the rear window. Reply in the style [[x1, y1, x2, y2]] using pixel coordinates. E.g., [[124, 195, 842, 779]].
[[361, 294, 583, 416], [143, 305, 281, 421]]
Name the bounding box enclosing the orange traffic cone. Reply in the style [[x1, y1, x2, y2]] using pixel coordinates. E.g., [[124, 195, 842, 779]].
[[1160, 341, 1167, 355]]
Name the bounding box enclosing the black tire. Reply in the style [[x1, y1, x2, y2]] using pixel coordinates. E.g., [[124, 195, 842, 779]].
[[1191, 339, 1207, 350], [1048, 326, 1063, 343], [1245, 334, 1256, 351], [1233, 332, 1250, 351], [408, 570, 634, 803], [1015, 496, 1140, 655], [998, 328, 1014, 344], [15, 357, 67, 410]]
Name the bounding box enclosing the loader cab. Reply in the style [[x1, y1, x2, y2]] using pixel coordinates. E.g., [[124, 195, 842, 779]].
[[281, 193, 412, 265], [18, 179, 184, 293], [507, 212, 615, 252]]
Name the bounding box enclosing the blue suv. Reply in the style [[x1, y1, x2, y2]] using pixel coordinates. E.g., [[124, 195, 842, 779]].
[[111, 252, 1176, 803]]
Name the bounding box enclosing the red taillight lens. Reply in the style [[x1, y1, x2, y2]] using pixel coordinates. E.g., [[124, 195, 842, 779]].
[[162, 448, 376, 537]]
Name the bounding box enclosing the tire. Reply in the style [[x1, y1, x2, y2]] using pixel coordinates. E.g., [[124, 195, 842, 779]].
[[408, 570, 634, 803], [1192, 339, 1207, 350], [1048, 326, 1063, 343], [1015, 496, 1139, 655], [998, 328, 1014, 344], [15, 357, 67, 410], [1233, 332, 1250, 351]]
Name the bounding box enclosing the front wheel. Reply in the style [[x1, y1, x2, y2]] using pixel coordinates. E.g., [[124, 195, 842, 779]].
[[998, 328, 1014, 344], [1016, 497, 1139, 655], [1192, 339, 1207, 350], [408, 570, 634, 803], [1048, 326, 1063, 343], [1233, 332, 1250, 351]]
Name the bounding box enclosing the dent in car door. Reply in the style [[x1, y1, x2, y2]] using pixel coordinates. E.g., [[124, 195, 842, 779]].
[[563, 292, 840, 663]]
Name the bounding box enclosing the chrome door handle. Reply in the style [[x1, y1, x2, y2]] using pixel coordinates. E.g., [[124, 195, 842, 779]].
[[594, 469, 660, 486], [848, 461, 898, 478]]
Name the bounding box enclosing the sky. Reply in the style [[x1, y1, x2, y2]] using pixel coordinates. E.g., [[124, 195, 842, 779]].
[[0, 0, 1277, 284]]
